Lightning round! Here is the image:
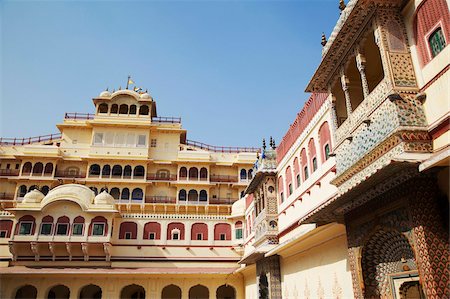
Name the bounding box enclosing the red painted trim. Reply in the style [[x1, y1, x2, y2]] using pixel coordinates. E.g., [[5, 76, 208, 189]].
[[429, 116, 450, 139]]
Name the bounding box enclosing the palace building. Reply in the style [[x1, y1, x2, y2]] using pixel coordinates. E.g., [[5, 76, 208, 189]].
[[1, 0, 449, 298]]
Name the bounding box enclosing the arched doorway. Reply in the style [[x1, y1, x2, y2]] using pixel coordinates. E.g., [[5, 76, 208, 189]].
[[362, 229, 418, 298], [79, 284, 102, 299], [47, 285, 70, 299], [216, 284, 236, 299], [258, 273, 269, 299], [189, 285, 208, 299], [161, 284, 181, 299], [15, 285, 37, 299], [120, 284, 145, 299], [399, 281, 426, 299]]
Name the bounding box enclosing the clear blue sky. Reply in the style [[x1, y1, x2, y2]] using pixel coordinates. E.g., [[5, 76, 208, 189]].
[[1, 0, 339, 148]]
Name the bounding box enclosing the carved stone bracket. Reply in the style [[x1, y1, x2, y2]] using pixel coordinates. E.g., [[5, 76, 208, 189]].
[[103, 242, 111, 262], [48, 242, 56, 262], [81, 242, 89, 262], [66, 242, 72, 261], [8, 242, 16, 262], [31, 242, 40, 262]]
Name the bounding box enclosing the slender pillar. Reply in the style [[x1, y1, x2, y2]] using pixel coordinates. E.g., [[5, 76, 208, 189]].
[[340, 70, 353, 117], [355, 50, 370, 98], [329, 93, 339, 130]]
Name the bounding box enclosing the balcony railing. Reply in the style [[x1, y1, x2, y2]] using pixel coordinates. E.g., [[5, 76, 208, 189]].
[[145, 196, 177, 204], [152, 116, 182, 124], [55, 170, 86, 178], [0, 193, 14, 200], [185, 140, 259, 153], [0, 169, 19, 176], [209, 198, 237, 205], [64, 112, 95, 120], [210, 175, 238, 183], [0, 133, 62, 146], [146, 173, 177, 181]]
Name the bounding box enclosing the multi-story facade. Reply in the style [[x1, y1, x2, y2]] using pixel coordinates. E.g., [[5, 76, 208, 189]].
[[0, 89, 258, 298], [301, 0, 449, 298], [1, 0, 448, 298]]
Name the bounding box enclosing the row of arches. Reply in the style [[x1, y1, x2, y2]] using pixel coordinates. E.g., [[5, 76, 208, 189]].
[[89, 164, 145, 179], [279, 122, 331, 202], [240, 168, 253, 180], [14, 283, 235, 299], [15, 215, 108, 237], [179, 167, 208, 180], [97, 103, 150, 116], [90, 187, 144, 201], [21, 162, 53, 176], [178, 189, 208, 202], [118, 221, 239, 241], [17, 185, 51, 197]]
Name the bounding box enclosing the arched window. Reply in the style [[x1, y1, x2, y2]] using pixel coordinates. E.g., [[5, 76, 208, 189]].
[[39, 215, 54, 235], [18, 185, 27, 197], [119, 104, 129, 114], [119, 221, 137, 239], [55, 216, 70, 235], [188, 190, 198, 202], [240, 169, 247, 180], [319, 122, 332, 162], [110, 188, 120, 200], [112, 165, 122, 178], [200, 167, 208, 180], [32, 162, 43, 175], [216, 285, 236, 299], [139, 105, 149, 115], [131, 188, 143, 201], [179, 189, 187, 201], [278, 175, 284, 204], [179, 167, 187, 179], [308, 138, 317, 172], [79, 284, 102, 299], [44, 163, 53, 175], [41, 186, 50, 195], [143, 222, 161, 240], [123, 165, 132, 178], [14, 285, 37, 299], [89, 216, 108, 236], [189, 167, 198, 180], [89, 187, 98, 195], [47, 284, 70, 299], [312, 157, 318, 172], [167, 222, 184, 240], [120, 284, 145, 299], [191, 223, 208, 240], [89, 164, 100, 176], [16, 215, 36, 235], [121, 188, 130, 200], [110, 104, 118, 114], [22, 162, 32, 174], [28, 185, 38, 192], [161, 285, 181, 299], [189, 285, 209, 299], [72, 216, 85, 236], [300, 148, 308, 181], [199, 190, 207, 202], [248, 169, 253, 179], [285, 166, 292, 196], [157, 169, 170, 179], [214, 223, 231, 240], [293, 157, 300, 188], [133, 166, 145, 178], [129, 104, 137, 115], [98, 103, 108, 114], [100, 187, 108, 193], [101, 165, 111, 177], [235, 221, 243, 239]]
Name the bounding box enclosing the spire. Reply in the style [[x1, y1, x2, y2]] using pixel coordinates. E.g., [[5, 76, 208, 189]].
[[339, 0, 346, 12], [321, 33, 327, 47], [262, 138, 266, 150]]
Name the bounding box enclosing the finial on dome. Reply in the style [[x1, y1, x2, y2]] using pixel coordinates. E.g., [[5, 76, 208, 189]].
[[119, 86, 122, 90], [339, 0, 346, 12], [321, 33, 327, 46], [106, 87, 109, 91], [262, 138, 266, 150], [113, 88, 116, 92]]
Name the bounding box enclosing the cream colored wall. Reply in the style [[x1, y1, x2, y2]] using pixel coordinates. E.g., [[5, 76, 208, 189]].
[[242, 264, 257, 299], [150, 130, 180, 161], [0, 273, 244, 299], [278, 226, 353, 299]]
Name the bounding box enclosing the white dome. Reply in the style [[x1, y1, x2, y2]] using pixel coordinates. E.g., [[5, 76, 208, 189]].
[[231, 197, 245, 218], [140, 93, 152, 100], [99, 90, 112, 98], [94, 191, 115, 205], [22, 189, 45, 203]]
